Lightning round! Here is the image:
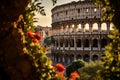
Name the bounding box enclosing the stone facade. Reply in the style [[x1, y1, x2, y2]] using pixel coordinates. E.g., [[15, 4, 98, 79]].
[[51, 0, 113, 65]]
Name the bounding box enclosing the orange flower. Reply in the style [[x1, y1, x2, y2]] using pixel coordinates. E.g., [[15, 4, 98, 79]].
[[27, 30, 34, 38], [69, 71, 80, 80], [55, 63, 65, 72]]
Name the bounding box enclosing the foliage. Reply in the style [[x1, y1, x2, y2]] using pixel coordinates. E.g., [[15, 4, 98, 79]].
[[66, 59, 84, 77], [22, 0, 59, 80], [100, 28, 120, 80], [95, 0, 120, 80], [44, 36, 52, 46], [94, 0, 120, 30], [78, 61, 104, 80]]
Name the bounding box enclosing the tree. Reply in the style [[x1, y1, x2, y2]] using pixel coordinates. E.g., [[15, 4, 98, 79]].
[[95, 0, 120, 80], [44, 36, 52, 46], [66, 59, 84, 77], [0, 0, 57, 80], [78, 61, 103, 80]]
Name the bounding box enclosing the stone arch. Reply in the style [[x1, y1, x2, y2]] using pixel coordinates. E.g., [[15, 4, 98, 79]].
[[101, 38, 108, 48], [70, 39, 74, 47], [52, 38, 55, 46], [56, 39, 59, 47], [72, 24, 75, 32], [84, 23, 89, 32], [76, 54, 82, 60], [92, 55, 98, 61], [83, 54, 90, 62], [60, 39, 64, 47], [93, 39, 98, 47], [76, 39, 81, 47], [64, 54, 68, 64], [92, 23, 98, 32], [84, 39, 89, 47], [70, 54, 74, 62], [65, 39, 68, 47], [77, 24, 82, 32], [101, 22, 107, 31]]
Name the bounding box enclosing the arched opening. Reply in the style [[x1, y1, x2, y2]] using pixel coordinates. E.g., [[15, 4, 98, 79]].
[[83, 54, 90, 62], [60, 39, 63, 47], [72, 24, 74, 32], [101, 38, 107, 48], [78, 24, 82, 32], [56, 53, 59, 62], [70, 39, 74, 47], [52, 38, 55, 46], [92, 55, 98, 61], [70, 54, 74, 62], [56, 40, 59, 47], [92, 23, 98, 32], [65, 39, 68, 47], [84, 39, 89, 47], [76, 39, 81, 47], [76, 54, 82, 59], [93, 39, 98, 47], [84, 23, 89, 32], [64, 54, 68, 64], [101, 23, 107, 31]]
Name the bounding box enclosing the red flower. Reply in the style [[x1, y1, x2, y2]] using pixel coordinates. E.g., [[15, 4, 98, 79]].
[[59, 71, 64, 78], [69, 78, 75, 80], [69, 71, 80, 80], [27, 30, 34, 38], [55, 63, 65, 72], [34, 32, 42, 41], [32, 39, 38, 44]]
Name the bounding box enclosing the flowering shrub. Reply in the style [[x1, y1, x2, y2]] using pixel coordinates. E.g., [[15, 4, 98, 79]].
[[54, 63, 65, 79], [27, 30, 42, 44]]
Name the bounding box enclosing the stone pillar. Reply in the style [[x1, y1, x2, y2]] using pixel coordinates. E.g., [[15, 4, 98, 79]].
[[98, 39, 101, 50], [74, 37, 76, 48], [62, 57, 65, 63], [81, 23, 84, 32], [75, 23, 79, 32], [107, 22, 110, 32], [89, 23, 92, 32], [90, 38, 92, 50], [98, 23, 101, 33], [69, 24, 72, 33], [81, 38, 84, 49]]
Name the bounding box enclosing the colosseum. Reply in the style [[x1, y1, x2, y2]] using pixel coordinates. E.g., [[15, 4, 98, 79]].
[[51, 0, 113, 65]]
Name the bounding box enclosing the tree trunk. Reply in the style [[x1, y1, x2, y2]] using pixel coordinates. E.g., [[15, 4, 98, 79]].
[[0, 0, 36, 80]]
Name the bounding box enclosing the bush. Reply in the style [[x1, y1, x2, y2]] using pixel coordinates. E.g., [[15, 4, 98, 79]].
[[66, 59, 84, 77], [78, 61, 104, 80]]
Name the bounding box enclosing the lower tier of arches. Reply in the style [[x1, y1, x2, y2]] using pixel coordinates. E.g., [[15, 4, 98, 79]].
[[51, 50, 104, 66]]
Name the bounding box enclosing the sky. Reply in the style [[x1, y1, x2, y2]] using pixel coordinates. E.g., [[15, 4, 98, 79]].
[[34, 0, 79, 27]]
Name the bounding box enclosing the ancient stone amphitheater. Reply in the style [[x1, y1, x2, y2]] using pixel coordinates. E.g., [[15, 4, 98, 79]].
[[51, 0, 113, 65]]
